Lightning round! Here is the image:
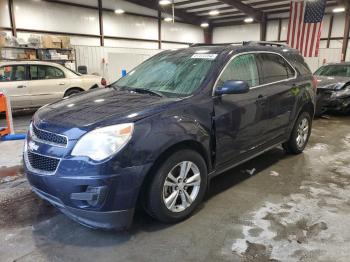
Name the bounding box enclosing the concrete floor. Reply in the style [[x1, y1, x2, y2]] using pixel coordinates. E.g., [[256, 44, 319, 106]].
[[1, 114, 350, 262]]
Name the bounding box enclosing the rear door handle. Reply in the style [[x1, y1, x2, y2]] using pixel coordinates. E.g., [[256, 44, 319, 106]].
[[17, 85, 26, 88], [59, 83, 66, 85]]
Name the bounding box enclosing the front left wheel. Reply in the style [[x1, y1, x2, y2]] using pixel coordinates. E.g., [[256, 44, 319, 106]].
[[144, 149, 207, 223]]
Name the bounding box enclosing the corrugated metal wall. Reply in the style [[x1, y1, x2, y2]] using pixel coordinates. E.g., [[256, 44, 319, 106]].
[[74, 45, 161, 83]]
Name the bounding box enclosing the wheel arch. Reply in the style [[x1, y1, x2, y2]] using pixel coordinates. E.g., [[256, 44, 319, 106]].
[[63, 87, 85, 97], [136, 139, 211, 207], [300, 101, 315, 118]]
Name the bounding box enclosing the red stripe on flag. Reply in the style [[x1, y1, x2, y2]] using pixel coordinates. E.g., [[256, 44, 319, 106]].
[[300, 22, 306, 55], [296, 2, 304, 50], [291, 2, 298, 47], [304, 23, 311, 57], [287, 1, 293, 45], [315, 23, 322, 57], [309, 23, 318, 57]]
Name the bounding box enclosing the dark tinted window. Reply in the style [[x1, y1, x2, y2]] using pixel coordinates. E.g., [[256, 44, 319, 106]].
[[314, 65, 350, 77], [0, 65, 26, 82], [257, 53, 295, 84], [217, 54, 259, 88], [30, 65, 64, 80]]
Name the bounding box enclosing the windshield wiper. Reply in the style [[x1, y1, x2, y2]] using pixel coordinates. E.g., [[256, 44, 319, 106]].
[[129, 88, 164, 98]]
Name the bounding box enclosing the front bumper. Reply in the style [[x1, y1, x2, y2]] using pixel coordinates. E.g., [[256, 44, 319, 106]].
[[32, 186, 134, 230], [316, 93, 350, 114], [24, 144, 152, 230]]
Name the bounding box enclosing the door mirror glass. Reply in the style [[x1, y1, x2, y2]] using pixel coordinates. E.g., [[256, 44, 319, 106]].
[[215, 80, 250, 95]]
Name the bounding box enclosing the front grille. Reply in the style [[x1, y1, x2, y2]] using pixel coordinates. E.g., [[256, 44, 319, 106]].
[[27, 151, 60, 173], [32, 124, 68, 146]]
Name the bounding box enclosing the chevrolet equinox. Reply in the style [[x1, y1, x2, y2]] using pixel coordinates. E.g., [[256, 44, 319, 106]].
[[24, 42, 316, 230]]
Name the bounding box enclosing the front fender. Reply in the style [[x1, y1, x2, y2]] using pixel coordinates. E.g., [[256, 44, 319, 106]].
[[116, 107, 212, 171]]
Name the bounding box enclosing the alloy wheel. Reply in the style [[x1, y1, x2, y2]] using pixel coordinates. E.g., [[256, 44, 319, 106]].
[[296, 118, 309, 148], [162, 161, 201, 213]]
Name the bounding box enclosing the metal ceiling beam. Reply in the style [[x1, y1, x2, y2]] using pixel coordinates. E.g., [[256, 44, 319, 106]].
[[186, 0, 287, 13], [174, 0, 205, 7], [125, 0, 201, 24], [217, 0, 263, 21], [205, 4, 290, 20]]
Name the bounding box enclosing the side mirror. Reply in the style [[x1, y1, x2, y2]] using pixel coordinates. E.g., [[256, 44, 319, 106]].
[[215, 80, 250, 96]]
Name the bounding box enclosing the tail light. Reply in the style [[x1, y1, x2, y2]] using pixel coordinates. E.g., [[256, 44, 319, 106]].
[[101, 78, 107, 87], [312, 76, 318, 91]]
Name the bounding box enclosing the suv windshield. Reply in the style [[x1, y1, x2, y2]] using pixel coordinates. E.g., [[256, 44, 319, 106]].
[[315, 65, 350, 77], [111, 51, 217, 97]]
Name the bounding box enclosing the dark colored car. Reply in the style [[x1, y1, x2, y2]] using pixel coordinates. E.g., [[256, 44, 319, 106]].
[[24, 42, 316, 230], [314, 63, 350, 116]]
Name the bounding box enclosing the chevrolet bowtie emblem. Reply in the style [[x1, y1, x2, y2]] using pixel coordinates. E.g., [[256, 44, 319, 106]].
[[28, 141, 39, 151]]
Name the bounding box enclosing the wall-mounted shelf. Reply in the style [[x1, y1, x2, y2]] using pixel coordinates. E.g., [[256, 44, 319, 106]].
[[1, 46, 75, 65]]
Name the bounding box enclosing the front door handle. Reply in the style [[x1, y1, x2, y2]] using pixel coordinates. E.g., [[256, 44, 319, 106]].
[[59, 83, 66, 85], [17, 85, 26, 88], [256, 95, 267, 106]]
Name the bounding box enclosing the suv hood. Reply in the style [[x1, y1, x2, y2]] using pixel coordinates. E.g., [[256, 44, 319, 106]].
[[316, 75, 350, 90], [34, 88, 179, 134]]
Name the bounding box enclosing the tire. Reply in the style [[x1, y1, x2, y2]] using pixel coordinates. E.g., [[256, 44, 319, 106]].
[[283, 112, 312, 154], [145, 149, 207, 223], [64, 88, 83, 97]]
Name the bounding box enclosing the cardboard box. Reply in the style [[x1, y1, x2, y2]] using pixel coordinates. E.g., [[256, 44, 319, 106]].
[[18, 53, 28, 59], [51, 36, 62, 49], [0, 35, 6, 47], [60, 36, 71, 49], [41, 35, 62, 49]]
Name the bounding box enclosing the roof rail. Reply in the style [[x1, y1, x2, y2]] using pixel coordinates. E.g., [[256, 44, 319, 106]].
[[243, 41, 287, 47], [190, 43, 228, 47], [190, 41, 288, 48]]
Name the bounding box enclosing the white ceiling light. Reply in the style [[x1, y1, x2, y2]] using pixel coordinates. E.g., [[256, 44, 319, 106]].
[[333, 7, 345, 13], [244, 17, 254, 23], [201, 22, 209, 28], [159, 0, 171, 5], [209, 10, 220, 16], [114, 9, 125, 14], [164, 17, 173, 22]]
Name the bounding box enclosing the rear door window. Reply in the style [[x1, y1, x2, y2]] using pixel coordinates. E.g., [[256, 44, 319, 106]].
[[217, 53, 260, 88], [0, 65, 26, 82], [257, 53, 295, 85], [29, 65, 65, 80]]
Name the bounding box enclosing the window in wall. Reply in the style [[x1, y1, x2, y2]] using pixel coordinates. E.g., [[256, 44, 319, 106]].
[[217, 54, 260, 88], [30, 65, 65, 80], [0, 65, 26, 82], [257, 53, 295, 84]]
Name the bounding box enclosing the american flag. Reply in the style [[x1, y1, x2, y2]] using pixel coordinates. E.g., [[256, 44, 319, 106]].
[[287, 0, 326, 57]]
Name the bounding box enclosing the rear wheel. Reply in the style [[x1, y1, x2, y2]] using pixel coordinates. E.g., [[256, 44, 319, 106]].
[[64, 88, 83, 97], [145, 150, 207, 223], [283, 112, 312, 154]]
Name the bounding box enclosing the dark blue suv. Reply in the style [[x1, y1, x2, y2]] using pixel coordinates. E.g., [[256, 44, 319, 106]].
[[24, 42, 316, 230]]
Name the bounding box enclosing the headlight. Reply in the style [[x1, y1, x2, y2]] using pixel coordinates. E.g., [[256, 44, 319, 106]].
[[71, 123, 134, 161], [331, 87, 350, 98]]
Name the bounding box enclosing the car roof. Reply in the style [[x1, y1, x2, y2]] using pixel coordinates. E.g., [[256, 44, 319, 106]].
[[0, 60, 65, 67], [168, 41, 300, 59]]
